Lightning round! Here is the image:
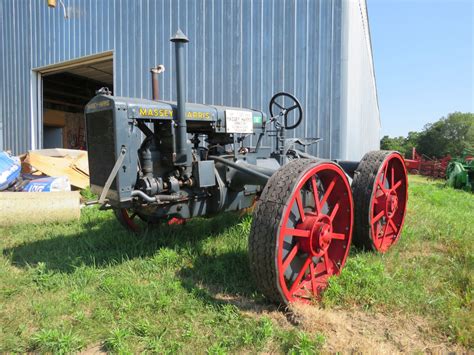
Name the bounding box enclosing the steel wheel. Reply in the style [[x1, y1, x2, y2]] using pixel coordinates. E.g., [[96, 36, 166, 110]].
[[248, 159, 353, 304], [352, 151, 408, 252], [114, 208, 141, 233], [114, 208, 182, 232]]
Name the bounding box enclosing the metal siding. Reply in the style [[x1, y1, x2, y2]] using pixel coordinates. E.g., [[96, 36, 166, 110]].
[[340, 0, 381, 160], [0, 0, 378, 159]]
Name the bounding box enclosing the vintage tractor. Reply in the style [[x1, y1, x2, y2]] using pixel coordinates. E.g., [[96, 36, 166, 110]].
[[85, 30, 408, 304]]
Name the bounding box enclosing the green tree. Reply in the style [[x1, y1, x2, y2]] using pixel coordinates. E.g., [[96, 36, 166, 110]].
[[380, 132, 420, 157], [405, 131, 420, 154], [417, 112, 474, 158], [380, 135, 406, 154]]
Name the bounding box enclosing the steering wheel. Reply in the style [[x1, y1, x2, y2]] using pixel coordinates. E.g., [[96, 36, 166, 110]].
[[269, 92, 303, 130]]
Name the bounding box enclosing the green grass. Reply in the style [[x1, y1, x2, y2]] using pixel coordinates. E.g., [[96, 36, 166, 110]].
[[0, 175, 472, 352], [324, 176, 474, 346]]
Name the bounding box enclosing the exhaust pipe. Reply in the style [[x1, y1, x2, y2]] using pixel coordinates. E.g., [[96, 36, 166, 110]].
[[150, 64, 165, 100], [170, 29, 191, 167]]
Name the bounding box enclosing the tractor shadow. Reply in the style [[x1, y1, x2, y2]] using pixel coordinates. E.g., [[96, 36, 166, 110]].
[[4, 209, 271, 314], [3, 211, 244, 274], [177, 251, 281, 315]]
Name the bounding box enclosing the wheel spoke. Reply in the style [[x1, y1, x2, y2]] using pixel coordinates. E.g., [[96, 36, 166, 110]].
[[329, 201, 340, 222], [377, 180, 385, 193], [289, 258, 312, 295], [323, 254, 331, 274], [329, 232, 346, 240], [295, 193, 306, 222], [391, 166, 395, 187], [320, 176, 337, 209], [388, 218, 398, 235], [372, 210, 385, 225], [274, 101, 284, 110], [391, 180, 402, 192], [311, 177, 321, 214], [288, 104, 299, 111], [383, 161, 389, 184], [284, 228, 310, 238], [380, 222, 389, 239], [282, 244, 299, 271], [310, 263, 317, 296]]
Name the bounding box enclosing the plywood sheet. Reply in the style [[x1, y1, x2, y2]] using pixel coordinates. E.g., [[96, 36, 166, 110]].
[[24, 149, 89, 189]]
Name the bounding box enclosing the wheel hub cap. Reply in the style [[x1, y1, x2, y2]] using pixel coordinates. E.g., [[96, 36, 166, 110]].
[[297, 215, 333, 257]]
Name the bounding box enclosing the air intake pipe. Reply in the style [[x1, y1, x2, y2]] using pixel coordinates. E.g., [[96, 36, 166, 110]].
[[170, 29, 192, 167]]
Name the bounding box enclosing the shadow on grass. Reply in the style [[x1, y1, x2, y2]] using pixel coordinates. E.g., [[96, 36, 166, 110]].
[[6, 210, 370, 312], [178, 251, 280, 314], [3, 210, 272, 315], [3, 212, 243, 274], [179, 250, 257, 297]]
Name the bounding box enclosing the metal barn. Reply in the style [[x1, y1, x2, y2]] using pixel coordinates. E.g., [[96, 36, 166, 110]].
[[0, 0, 379, 160]]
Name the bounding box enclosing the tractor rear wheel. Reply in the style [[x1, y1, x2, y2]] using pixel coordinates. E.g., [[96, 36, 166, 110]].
[[352, 151, 408, 252], [248, 159, 353, 304]]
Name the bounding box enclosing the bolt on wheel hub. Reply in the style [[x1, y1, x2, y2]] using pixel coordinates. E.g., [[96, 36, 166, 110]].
[[296, 214, 333, 257]]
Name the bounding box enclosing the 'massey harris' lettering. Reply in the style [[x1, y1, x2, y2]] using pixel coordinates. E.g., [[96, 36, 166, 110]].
[[187, 111, 210, 119], [138, 108, 210, 119], [139, 108, 173, 117]]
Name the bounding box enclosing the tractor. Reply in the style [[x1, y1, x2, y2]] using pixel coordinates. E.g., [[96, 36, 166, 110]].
[[85, 30, 408, 305]]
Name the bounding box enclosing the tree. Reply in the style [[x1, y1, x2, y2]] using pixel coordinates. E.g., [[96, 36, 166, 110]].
[[380, 112, 473, 158], [417, 112, 474, 158], [380, 131, 420, 157], [380, 135, 405, 152]]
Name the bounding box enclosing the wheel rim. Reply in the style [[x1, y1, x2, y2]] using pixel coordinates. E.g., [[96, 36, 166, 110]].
[[118, 208, 140, 232], [370, 153, 408, 252], [277, 163, 353, 303]]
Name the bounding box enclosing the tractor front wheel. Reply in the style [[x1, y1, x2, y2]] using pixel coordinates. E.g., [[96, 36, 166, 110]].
[[113, 208, 165, 233], [114, 208, 141, 233], [248, 159, 353, 304]]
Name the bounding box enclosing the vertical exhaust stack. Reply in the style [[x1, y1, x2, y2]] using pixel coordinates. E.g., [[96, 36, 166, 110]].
[[150, 64, 165, 100], [171, 29, 192, 167]]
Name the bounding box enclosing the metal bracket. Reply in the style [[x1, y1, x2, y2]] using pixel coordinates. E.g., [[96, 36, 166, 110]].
[[98, 146, 127, 205]]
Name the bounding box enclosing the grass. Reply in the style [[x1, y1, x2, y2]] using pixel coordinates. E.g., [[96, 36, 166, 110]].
[[325, 176, 474, 346], [0, 175, 472, 352]]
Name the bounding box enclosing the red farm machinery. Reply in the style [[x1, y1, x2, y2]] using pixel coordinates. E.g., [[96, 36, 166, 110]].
[[405, 147, 451, 178]]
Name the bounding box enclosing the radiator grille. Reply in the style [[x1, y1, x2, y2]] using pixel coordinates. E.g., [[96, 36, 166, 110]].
[[86, 110, 116, 189]]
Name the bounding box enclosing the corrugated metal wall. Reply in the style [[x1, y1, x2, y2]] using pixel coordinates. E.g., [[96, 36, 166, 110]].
[[0, 0, 379, 159], [340, 0, 380, 160]]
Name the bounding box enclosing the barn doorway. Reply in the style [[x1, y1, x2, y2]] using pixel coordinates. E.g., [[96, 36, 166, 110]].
[[35, 53, 113, 150]]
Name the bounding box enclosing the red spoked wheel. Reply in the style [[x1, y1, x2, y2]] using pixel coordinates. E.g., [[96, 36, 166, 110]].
[[114, 208, 141, 233], [248, 159, 353, 304], [352, 151, 408, 252], [114, 208, 183, 232]]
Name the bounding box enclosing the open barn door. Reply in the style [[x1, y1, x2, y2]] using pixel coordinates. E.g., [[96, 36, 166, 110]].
[[33, 52, 113, 150]]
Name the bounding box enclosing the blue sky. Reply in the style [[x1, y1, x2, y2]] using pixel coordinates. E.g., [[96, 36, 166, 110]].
[[367, 0, 473, 137]]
